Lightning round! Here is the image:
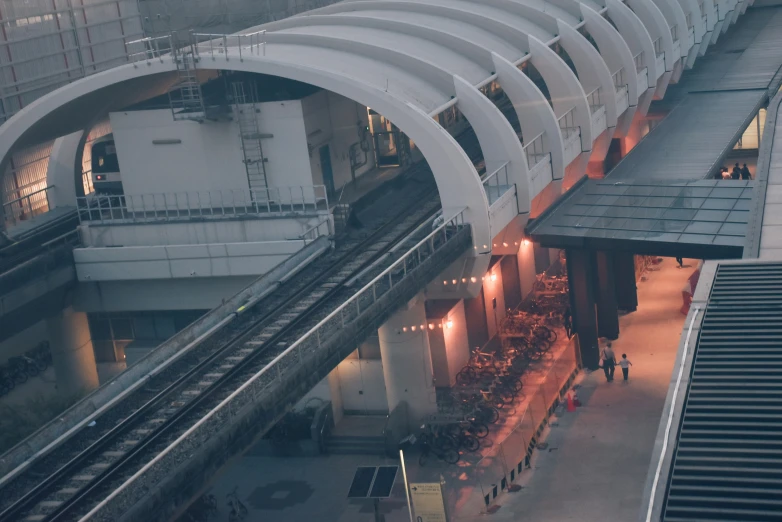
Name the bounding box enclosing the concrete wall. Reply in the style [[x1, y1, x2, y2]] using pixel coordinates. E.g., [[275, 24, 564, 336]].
[[110, 110, 249, 197], [78, 215, 323, 248], [482, 261, 507, 340], [302, 90, 373, 194], [253, 99, 312, 188], [74, 239, 309, 281], [428, 300, 470, 387], [337, 357, 388, 414], [76, 276, 257, 312]]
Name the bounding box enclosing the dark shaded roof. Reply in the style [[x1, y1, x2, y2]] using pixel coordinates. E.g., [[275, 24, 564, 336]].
[[662, 262, 782, 521], [527, 178, 751, 258]]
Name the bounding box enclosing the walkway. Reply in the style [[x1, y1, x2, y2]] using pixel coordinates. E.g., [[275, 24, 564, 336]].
[[493, 258, 695, 522]]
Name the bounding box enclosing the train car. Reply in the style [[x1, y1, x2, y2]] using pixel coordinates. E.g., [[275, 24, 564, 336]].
[[91, 134, 123, 194]]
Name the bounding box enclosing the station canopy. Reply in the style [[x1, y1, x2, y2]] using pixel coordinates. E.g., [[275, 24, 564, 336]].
[[527, 178, 752, 259]]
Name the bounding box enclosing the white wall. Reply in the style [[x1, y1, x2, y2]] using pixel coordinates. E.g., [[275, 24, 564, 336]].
[[337, 356, 389, 414], [302, 91, 373, 194], [78, 214, 325, 248], [482, 262, 507, 340], [74, 240, 307, 281], [252, 99, 312, 188], [428, 300, 470, 388], [110, 110, 249, 197]]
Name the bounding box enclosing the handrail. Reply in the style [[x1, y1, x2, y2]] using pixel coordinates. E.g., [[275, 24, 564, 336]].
[[653, 36, 664, 59], [126, 34, 174, 64], [644, 306, 701, 522], [612, 67, 627, 92], [482, 163, 510, 203], [523, 131, 548, 169], [77, 208, 469, 522], [2, 185, 54, 227], [586, 87, 602, 115], [670, 24, 679, 43], [191, 30, 268, 61], [298, 217, 331, 242]]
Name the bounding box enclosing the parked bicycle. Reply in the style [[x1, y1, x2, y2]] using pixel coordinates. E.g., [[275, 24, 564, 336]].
[[226, 487, 248, 522]]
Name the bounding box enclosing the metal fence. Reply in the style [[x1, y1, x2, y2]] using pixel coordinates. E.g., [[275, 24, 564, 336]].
[[671, 24, 679, 43], [635, 50, 646, 72], [653, 37, 665, 59], [192, 30, 269, 61], [523, 131, 548, 169], [459, 336, 580, 512], [482, 163, 511, 203], [558, 106, 579, 142], [76, 186, 329, 225], [587, 86, 603, 115], [2, 185, 53, 228], [78, 209, 470, 522]]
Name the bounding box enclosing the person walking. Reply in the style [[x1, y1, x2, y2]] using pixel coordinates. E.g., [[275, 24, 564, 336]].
[[564, 307, 573, 339], [731, 163, 741, 180], [619, 354, 633, 381], [601, 342, 617, 382], [675, 256, 684, 268], [740, 163, 752, 180]]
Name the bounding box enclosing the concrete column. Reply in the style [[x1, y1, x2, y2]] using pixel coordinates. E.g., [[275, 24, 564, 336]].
[[47, 307, 99, 397], [566, 249, 600, 369], [594, 251, 620, 340], [517, 239, 537, 300], [613, 252, 639, 312], [378, 297, 437, 427]]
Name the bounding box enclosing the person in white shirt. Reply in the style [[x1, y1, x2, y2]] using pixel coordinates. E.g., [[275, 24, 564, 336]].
[[618, 354, 633, 381]]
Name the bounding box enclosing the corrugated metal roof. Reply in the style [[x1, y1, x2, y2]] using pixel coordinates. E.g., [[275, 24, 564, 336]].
[[662, 262, 782, 522]]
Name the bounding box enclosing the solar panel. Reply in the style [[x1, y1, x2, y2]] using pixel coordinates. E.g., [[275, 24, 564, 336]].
[[347, 466, 399, 499]]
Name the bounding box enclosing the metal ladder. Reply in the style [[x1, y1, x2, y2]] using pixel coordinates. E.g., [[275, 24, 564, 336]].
[[231, 82, 269, 194], [168, 42, 206, 122]]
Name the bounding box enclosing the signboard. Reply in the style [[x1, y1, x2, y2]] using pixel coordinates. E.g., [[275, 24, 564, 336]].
[[409, 482, 447, 522]]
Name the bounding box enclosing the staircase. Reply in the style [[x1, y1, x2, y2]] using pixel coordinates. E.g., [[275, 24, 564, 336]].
[[231, 82, 269, 194], [168, 46, 205, 122], [326, 434, 387, 455]]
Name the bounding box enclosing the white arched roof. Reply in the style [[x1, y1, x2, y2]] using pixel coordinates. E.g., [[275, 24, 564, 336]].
[[1, 0, 744, 249]]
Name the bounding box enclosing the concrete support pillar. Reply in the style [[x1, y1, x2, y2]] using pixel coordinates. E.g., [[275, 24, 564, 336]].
[[47, 307, 99, 397], [566, 249, 600, 369], [594, 251, 620, 340], [613, 252, 639, 312], [517, 239, 537, 300], [378, 297, 437, 427]]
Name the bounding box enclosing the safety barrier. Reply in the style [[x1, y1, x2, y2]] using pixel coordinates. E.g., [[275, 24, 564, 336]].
[[587, 87, 603, 115], [76, 186, 329, 225], [455, 335, 581, 514], [523, 131, 548, 170], [653, 37, 665, 59], [2, 185, 53, 227], [634, 50, 646, 73], [482, 163, 511, 203]]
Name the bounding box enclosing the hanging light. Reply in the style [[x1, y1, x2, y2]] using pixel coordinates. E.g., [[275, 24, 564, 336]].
[[411, 325, 417, 331], [446, 320, 453, 329], [491, 273, 497, 282], [470, 276, 477, 283], [428, 323, 435, 330]]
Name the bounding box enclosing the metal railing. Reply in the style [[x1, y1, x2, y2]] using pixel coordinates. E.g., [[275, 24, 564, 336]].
[[586, 86, 603, 115], [612, 67, 627, 93], [76, 186, 329, 225], [482, 162, 511, 203], [558, 106, 579, 142], [2, 185, 53, 227], [686, 12, 693, 30], [653, 36, 665, 59], [298, 217, 332, 242], [671, 24, 679, 43], [634, 50, 646, 72], [78, 209, 470, 522], [192, 30, 269, 61], [0, 230, 79, 296], [459, 336, 580, 513], [126, 34, 175, 65], [523, 131, 548, 169]]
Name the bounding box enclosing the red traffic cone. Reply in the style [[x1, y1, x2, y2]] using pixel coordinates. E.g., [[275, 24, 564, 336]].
[[567, 393, 576, 412], [573, 391, 582, 407]]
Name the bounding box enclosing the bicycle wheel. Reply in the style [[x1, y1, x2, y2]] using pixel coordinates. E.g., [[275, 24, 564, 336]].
[[35, 358, 48, 372], [539, 325, 557, 343], [25, 363, 39, 378], [469, 422, 489, 438], [433, 434, 456, 451], [440, 448, 460, 464], [12, 370, 27, 385], [462, 434, 480, 452], [456, 367, 476, 386]]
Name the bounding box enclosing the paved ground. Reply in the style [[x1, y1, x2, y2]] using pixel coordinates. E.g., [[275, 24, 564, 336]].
[[493, 257, 694, 522], [201, 258, 694, 522]]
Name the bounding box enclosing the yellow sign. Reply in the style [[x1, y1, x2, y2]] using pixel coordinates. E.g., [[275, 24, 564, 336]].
[[409, 482, 447, 522]]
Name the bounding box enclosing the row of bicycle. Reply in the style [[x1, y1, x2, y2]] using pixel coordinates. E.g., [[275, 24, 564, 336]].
[[0, 342, 53, 397]]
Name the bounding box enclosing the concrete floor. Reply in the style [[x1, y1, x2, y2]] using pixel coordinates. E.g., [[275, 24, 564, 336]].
[[199, 257, 695, 522], [492, 257, 695, 522]]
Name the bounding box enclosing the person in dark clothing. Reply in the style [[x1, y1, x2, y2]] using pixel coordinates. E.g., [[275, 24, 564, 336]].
[[601, 342, 616, 382], [675, 256, 684, 268], [741, 163, 752, 180], [731, 163, 741, 180], [564, 307, 573, 339]]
